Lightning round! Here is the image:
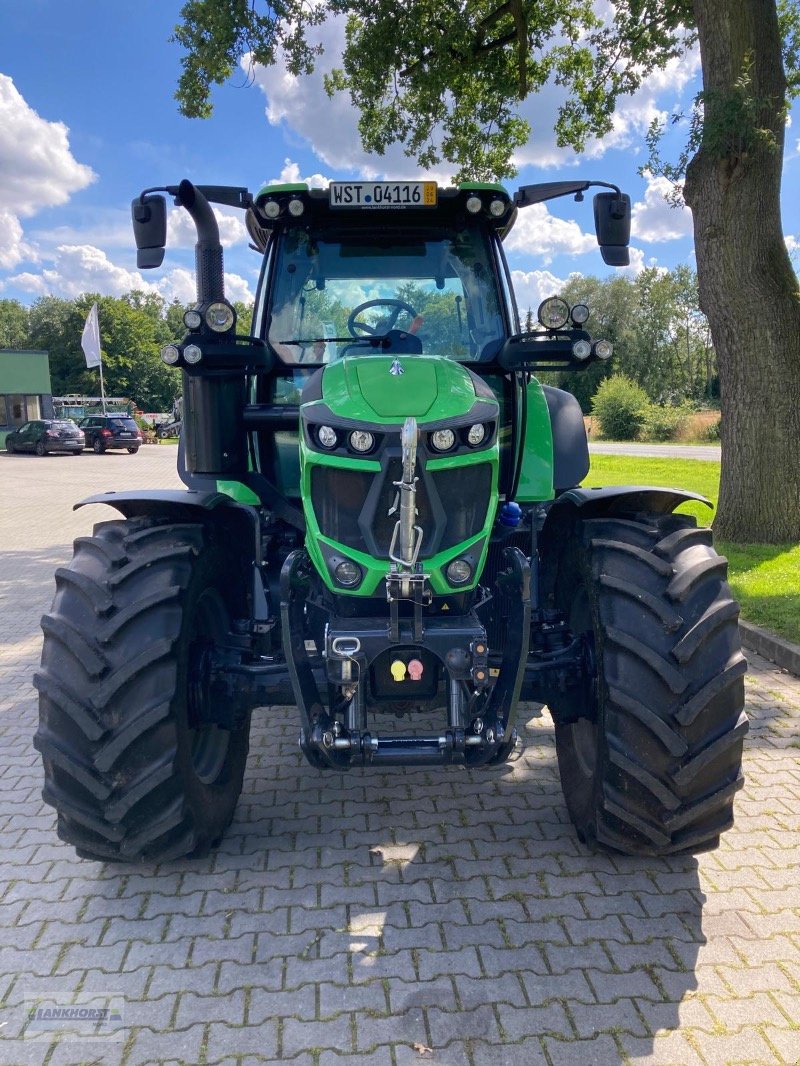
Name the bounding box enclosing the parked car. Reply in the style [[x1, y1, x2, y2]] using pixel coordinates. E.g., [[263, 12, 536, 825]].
[[78, 415, 143, 453], [5, 419, 84, 456]]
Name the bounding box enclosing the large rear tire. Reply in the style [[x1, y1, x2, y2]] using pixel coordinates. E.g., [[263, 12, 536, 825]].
[[551, 512, 747, 856], [34, 518, 251, 862]]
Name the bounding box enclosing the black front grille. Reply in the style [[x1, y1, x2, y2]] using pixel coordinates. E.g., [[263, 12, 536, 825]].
[[311, 458, 493, 560], [432, 464, 492, 550], [311, 467, 372, 554]]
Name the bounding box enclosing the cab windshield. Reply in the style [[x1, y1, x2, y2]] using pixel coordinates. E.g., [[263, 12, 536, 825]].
[[264, 225, 506, 365]]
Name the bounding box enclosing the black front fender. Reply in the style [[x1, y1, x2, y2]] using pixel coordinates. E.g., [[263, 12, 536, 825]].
[[538, 484, 712, 601], [74, 490, 265, 615]]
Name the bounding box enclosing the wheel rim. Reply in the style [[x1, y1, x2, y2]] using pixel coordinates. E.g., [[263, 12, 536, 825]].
[[187, 587, 231, 785]]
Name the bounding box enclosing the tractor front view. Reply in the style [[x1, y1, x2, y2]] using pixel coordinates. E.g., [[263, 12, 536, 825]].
[[34, 176, 747, 862]]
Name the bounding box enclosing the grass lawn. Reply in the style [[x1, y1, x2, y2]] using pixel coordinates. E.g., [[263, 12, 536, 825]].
[[584, 455, 800, 645]]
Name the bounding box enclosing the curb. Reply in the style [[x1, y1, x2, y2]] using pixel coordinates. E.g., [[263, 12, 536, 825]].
[[739, 620, 800, 678]]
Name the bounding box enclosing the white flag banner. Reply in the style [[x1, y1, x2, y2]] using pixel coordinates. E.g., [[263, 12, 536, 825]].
[[81, 303, 102, 368]]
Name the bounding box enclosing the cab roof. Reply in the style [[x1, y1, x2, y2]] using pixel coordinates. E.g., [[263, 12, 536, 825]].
[[245, 181, 518, 253]]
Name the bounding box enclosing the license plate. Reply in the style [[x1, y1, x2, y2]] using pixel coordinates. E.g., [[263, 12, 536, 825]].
[[120, 432, 132, 437], [329, 182, 437, 209]]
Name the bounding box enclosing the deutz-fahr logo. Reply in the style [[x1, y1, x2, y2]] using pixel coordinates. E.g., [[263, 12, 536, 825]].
[[390, 360, 404, 376]]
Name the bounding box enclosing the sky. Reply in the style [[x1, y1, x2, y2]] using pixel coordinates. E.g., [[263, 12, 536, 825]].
[[2, 0, 799, 316]]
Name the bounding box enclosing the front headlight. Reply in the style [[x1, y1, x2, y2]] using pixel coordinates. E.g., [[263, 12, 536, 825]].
[[205, 301, 236, 333], [446, 558, 473, 585], [538, 297, 570, 330], [466, 423, 486, 446], [430, 428, 456, 452], [349, 430, 375, 453], [317, 425, 338, 449]]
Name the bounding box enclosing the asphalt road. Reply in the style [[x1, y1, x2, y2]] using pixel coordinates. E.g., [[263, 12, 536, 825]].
[[0, 446, 798, 1066], [589, 442, 722, 461]]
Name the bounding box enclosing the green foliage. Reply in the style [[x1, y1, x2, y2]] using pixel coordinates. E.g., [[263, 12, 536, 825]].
[[14, 291, 255, 411], [0, 300, 30, 348], [703, 415, 722, 441], [639, 403, 690, 442], [171, 1, 705, 179], [591, 374, 650, 440], [541, 268, 716, 413]]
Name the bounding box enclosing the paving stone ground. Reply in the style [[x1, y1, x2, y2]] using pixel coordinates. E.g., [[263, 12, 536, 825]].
[[1, 448, 799, 1066]]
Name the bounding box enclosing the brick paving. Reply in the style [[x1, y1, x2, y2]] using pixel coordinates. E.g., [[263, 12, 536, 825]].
[[1, 448, 799, 1065]]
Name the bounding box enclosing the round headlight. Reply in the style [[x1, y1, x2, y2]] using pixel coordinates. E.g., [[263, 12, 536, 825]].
[[594, 339, 613, 360], [446, 558, 473, 586], [183, 343, 203, 365], [349, 430, 375, 453], [263, 200, 281, 219], [489, 199, 506, 217], [571, 339, 592, 361], [466, 423, 486, 446], [288, 198, 305, 217], [430, 428, 456, 452], [183, 309, 202, 330], [161, 344, 180, 365], [206, 302, 235, 333], [334, 560, 362, 588], [538, 297, 570, 330], [571, 303, 590, 325], [465, 196, 482, 214], [317, 425, 338, 449]]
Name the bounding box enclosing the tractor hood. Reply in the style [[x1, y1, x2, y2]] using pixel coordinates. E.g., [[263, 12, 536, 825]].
[[316, 355, 487, 424]]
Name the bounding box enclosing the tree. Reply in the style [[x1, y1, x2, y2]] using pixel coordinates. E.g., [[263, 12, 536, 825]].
[[172, 1, 800, 541], [0, 299, 30, 349], [27, 294, 182, 410]]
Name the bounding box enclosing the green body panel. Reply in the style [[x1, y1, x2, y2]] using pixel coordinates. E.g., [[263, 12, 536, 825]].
[[216, 479, 261, 505], [516, 378, 555, 503], [300, 355, 500, 596], [316, 356, 482, 424]]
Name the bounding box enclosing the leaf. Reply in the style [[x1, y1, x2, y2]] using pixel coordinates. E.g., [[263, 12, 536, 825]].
[[413, 1044, 433, 1057]]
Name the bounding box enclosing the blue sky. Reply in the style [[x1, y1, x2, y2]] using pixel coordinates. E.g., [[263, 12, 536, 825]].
[[2, 0, 799, 314]]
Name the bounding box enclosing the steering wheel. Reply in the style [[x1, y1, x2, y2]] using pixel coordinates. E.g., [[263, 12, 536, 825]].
[[347, 299, 418, 338]]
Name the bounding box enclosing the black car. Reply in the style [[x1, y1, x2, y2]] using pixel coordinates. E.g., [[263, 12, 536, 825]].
[[78, 415, 144, 453], [5, 419, 84, 456]]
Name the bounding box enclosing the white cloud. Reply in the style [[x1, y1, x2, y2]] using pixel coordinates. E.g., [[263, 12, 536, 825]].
[[9, 244, 150, 298], [267, 159, 331, 188], [631, 173, 693, 242], [7, 245, 254, 305], [785, 234, 799, 254], [511, 269, 576, 313], [513, 42, 701, 169], [504, 204, 597, 262], [167, 205, 248, 249], [246, 19, 456, 184], [0, 75, 95, 271], [0, 208, 36, 271]]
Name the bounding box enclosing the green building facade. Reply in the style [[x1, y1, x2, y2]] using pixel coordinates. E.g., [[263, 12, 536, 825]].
[[0, 350, 53, 446]]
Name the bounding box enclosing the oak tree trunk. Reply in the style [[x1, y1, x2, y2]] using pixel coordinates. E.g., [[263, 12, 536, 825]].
[[684, 0, 800, 542]]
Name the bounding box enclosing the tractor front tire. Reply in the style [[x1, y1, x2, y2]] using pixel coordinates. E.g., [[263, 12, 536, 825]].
[[551, 513, 747, 856], [34, 518, 250, 862]]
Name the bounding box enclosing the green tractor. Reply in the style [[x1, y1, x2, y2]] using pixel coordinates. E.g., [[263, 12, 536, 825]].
[[34, 177, 747, 862]]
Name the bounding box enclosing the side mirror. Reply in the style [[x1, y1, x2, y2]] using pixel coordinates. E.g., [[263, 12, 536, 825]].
[[131, 193, 167, 269], [593, 192, 631, 266]]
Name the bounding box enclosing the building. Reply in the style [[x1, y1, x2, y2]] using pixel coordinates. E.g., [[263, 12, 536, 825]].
[[0, 350, 54, 446]]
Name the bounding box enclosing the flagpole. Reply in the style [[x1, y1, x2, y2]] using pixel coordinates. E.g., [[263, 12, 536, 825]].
[[81, 303, 105, 413], [98, 358, 107, 414]]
